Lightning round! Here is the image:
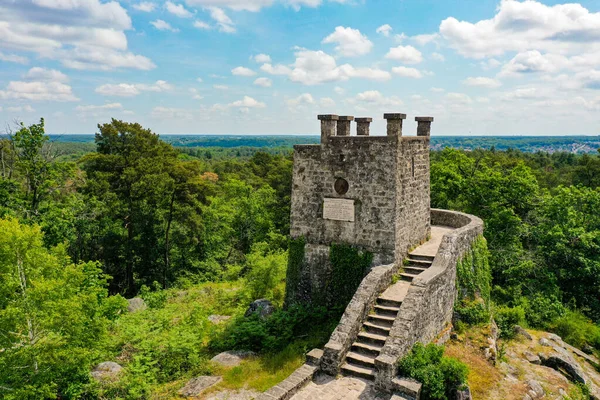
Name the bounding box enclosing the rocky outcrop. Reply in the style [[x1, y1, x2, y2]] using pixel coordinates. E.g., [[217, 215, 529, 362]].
[[211, 351, 256, 367], [126, 297, 147, 313], [244, 299, 274, 319], [179, 376, 222, 397], [91, 361, 123, 382]]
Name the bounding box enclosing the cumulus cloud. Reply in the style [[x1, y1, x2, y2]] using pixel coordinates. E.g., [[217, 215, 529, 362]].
[[499, 50, 569, 77], [445, 92, 473, 104], [262, 50, 390, 85], [412, 33, 440, 46], [95, 80, 173, 96], [232, 67, 256, 76], [254, 77, 272, 87], [151, 19, 179, 32], [376, 24, 392, 37], [6, 105, 35, 113], [286, 93, 314, 109], [334, 86, 345, 95], [24, 67, 69, 83], [229, 96, 266, 108], [133, 2, 156, 12], [349, 90, 403, 107], [0, 0, 154, 71], [151, 106, 194, 120], [184, 0, 274, 12], [385, 45, 423, 64], [0, 81, 79, 102], [76, 103, 123, 112], [320, 97, 335, 107], [0, 52, 28, 64], [253, 54, 271, 63], [213, 84, 228, 90], [462, 76, 502, 88], [166, 1, 193, 17], [189, 88, 203, 100], [391, 66, 423, 79], [322, 26, 373, 57], [431, 52, 445, 62], [194, 20, 211, 29], [208, 7, 235, 33]]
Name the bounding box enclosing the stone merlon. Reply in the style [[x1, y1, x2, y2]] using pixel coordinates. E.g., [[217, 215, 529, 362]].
[[384, 113, 407, 137], [415, 116, 434, 137], [337, 116, 354, 137], [355, 117, 373, 136], [318, 114, 339, 143]]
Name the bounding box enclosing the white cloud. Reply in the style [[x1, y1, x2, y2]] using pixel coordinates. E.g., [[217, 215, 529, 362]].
[[481, 58, 502, 70], [376, 24, 392, 37], [194, 20, 211, 29], [391, 66, 423, 79], [0, 81, 79, 102], [133, 2, 156, 12], [394, 33, 407, 42], [350, 90, 403, 107], [445, 92, 473, 104], [253, 54, 271, 63], [197, 77, 204, 83], [412, 33, 440, 46], [189, 88, 203, 99], [462, 76, 502, 88], [6, 105, 35, 113], [385, 45, 423, 64], [440, 0, 600, 59], [322, 26, 373, 57], [213, 84, 228, 90], [499, 50, 568, 77], [184, 0, 274, 12], [151, 19, 179, 32], [151, 106, 194, 120], [76, 103, 123, 113], [430, 87, 445, 92], [166, 1, 193, 17], [287, 93, 314, 107], [232, 66, 256, 76], [254, 77, 272, 87], [0, 0, 153, 71], [0, 52, 28, 64], [320, 97, 335, 107], [208, 7, 235, 33], [260, 63, 293, 75], [476, 97, 490, 103], [24, 67, 68, 83], [229, 96, 266, 108], [334, 86, 345, 95], [95, 80, 173, 96], [431, 52, 445, 62]]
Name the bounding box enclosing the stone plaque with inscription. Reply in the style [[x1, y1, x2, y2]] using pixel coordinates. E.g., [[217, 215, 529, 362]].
[[323, 198, 355, 222]]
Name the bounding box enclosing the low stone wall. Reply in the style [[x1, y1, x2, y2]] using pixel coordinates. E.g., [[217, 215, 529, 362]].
[[374, 209, 484, 390], [320, 263, 397, 375]]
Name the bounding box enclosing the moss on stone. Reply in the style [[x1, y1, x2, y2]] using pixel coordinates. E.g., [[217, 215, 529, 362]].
[[284, 236, 305, 306], [456, 235, 492, 305], [328, 244, 373, 311]]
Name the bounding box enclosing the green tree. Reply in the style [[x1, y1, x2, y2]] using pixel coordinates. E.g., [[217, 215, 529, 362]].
[[0, 217, 125, 399]]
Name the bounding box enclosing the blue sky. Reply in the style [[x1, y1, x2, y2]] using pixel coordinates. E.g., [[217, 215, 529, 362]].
[[1, 0, 600, 135]]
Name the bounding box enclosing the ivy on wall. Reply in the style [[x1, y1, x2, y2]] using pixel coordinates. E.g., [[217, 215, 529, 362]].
[[284, 236, 305, 306], [456, 235, 491, 304], [329, 244, 373, 311]]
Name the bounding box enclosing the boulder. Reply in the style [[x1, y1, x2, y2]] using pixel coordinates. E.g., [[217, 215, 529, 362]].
[[126, 297, 147, 313], [523, 351, 541, 365], [205, 389, 260, 400], [526, 380, 544, 398], [454, 385, 472, 400], [91, 361, 122, 382], [514, 325, 533, 340], [208, 315, 231, 324], [539, 338, 551, 347], [244, 299, 274, 319], [179, 376, 222, 397], [539, 350, 588, 385], [583, 344, 595, 355], [211, 351, 256, 367]]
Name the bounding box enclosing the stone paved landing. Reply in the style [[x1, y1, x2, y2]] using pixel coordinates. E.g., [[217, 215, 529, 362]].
[[289, 375, 394, 400], [410, 225, 453, 258]]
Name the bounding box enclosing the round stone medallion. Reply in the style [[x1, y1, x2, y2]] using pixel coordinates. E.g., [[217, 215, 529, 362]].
[[334, 178, 349, 195]]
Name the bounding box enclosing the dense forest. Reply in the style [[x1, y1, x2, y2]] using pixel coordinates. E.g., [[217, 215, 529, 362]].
[[1, 118, 599, 399]]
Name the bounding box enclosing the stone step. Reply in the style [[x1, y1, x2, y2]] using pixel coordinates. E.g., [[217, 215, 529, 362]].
[[363, 321, 391, 335], [367, 313, 395, 327], [351, 342, 383, 357], [408, 254, 435, 262], [345, 351, 376, 368], [357, 331, 388, 346], [374, 304, 400, 317], [341, 362, 375, 381], [400, 272, 419, 282], [406, 258, 433, 267], [403, 266, 428, 275], [376, 297, 402, 308]]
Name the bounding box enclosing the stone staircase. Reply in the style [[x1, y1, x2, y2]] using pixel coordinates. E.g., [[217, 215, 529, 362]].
[[340, 252, 436, 381]]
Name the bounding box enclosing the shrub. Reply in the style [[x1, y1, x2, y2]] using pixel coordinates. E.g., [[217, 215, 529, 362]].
[[494, 305, 525, 339], [243, 242, 287, 305], [398, 343, 468, 400], [454, 299, 490, 325], [548, 311, 600, 351], [520, 294, 566, 328]]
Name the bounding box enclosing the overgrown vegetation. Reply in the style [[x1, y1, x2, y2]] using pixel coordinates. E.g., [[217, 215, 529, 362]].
[[398, 343, 469, 400], [328, 244, 373, 310]]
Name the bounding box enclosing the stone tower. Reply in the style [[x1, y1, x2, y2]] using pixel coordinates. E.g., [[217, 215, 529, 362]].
[[287, 113, 433, 305]]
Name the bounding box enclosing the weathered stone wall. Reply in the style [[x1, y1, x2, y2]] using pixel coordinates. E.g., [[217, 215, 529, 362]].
[[374, 209, 484, 390], [320, 263, 397, 376], [395, 137, 431, 256]]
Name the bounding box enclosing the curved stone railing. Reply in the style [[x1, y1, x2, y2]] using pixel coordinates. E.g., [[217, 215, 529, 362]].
[[374, 209, 484, 390], [320, 262, 398, 376]]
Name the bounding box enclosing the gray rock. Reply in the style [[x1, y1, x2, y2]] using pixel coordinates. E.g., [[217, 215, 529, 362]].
[[244, 299, 274, 319], [539, 351, 588, 385], [524, 351, 541, 364], [211, 351, 256, 367], [208, 315, 231, 324], [523, 394, 533, 400], [582, 344, 594, 354], [126, 297, 147, 313], [454, 385, 471, 400], [91, 361, 122, 382], [514, 325, 533, 340], [527, 380, 544, 398], [179, 376, 222, 397], [205, 389, 260, 400], [547, 333, 562, 343], [539, 338, 551, 347]]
